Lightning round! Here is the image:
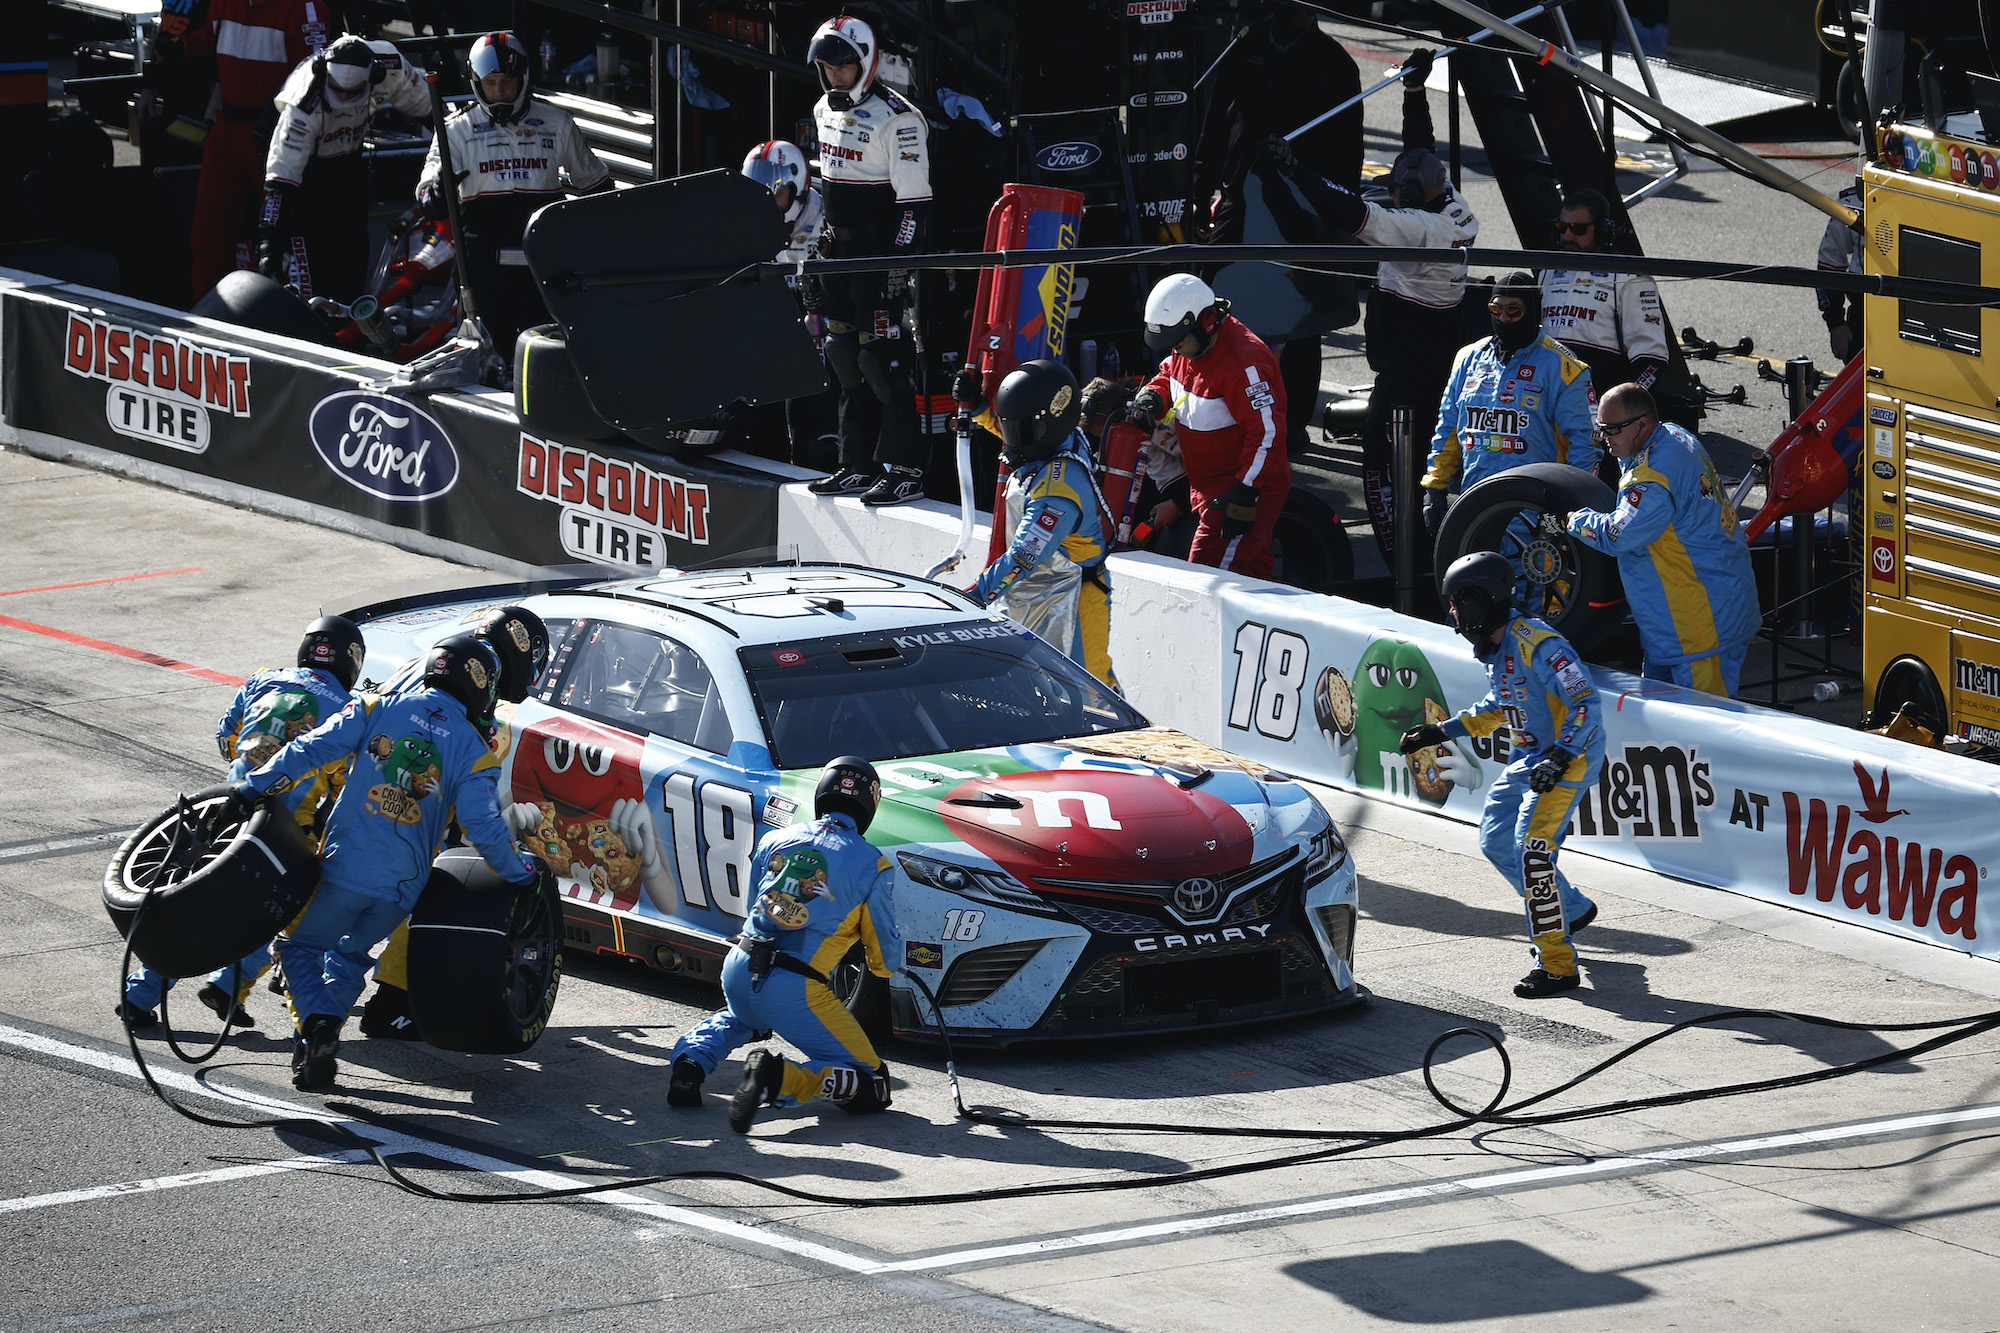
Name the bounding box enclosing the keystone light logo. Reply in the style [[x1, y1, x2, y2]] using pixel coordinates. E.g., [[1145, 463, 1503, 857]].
[[308, 391, 461, 503], [1035, 141, 1102, 171]]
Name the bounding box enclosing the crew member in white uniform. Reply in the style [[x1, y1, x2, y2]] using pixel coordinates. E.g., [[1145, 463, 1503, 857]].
[[1536, 186, 1670, 395], [742, 140, 838, 467]]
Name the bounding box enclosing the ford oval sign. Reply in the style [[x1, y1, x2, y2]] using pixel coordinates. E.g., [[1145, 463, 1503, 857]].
[[308, 390, 460, 503], [1036, 140, 1102, 172]]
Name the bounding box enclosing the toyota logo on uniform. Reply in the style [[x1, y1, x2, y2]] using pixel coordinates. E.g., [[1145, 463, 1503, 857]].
[[1173, 876, 1221, 918], [1035, 140, 1102, 172], [308, 390, 461, 503]]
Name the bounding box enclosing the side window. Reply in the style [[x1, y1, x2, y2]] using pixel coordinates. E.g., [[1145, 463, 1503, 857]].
[[555, 621, 732, 752], [534, 617, 585, 704]]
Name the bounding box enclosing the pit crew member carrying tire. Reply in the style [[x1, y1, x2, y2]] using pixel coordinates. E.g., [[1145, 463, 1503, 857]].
[[1128, 273, 1291, 581], [418, 32, 612, 360], [665, 756, 901, 1133], [229, 634, 541, 1090], [261, 36, 431, 302], [966, 359, 1118, 690], [117, 616, 366, 1031], [1400, 552, 1604, 999], [801, 15, 933, 509]]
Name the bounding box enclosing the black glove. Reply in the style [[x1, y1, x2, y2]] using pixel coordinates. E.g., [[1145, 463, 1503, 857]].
[[417, 181, 447, 221], [1399, 723, 1448, 756], [1213, 480, 1261, 538], [1401, 47, 1436, 89], [1529, 748, 1577, 793], [1829, 323, 1855, 362], [1422, 486, 1450, 538], [1256, 133, 1296, 175], [1127, 387, 1167, 435], [1537, 507, 1570, 538], [952, 366, 982, 406]]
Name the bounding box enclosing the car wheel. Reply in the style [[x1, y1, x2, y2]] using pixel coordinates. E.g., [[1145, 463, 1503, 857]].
[[190, 271, 338, 346], [1270, 489, 1356, 591], [515, 324, 622, 442], [102, 785, 319, 978], [828, 940, 890, 1048], [406, 848, 564, 1055], [1868, 654, 1947, 733], [1433, 462, 1627, 653]]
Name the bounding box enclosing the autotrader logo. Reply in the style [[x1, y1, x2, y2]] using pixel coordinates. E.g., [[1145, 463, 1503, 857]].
[[1173, 876, 1221, 919], [308, 390, 460, 503]]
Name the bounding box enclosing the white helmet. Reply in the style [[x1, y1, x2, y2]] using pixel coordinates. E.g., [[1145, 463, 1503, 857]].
[[741, 140, 809, 205], [467, 32, 532, 125], [808, 15, 879, 110], [1144, 272, 1226, 354]]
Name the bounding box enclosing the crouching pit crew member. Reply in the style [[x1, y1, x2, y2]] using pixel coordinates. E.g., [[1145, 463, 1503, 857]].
[[230, 634, 542, 1089], [118, 617, 367, 1031], [967, 359, 1118, 690], [666, 756, 900, 1133], [1400, 553, 1604, 998]]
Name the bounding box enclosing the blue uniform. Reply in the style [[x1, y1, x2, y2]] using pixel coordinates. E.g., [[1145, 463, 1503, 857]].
[[236, 687, 534, 1029], [1423, 332, 1600, 493], [973, 434, 1117, 690], [124, 666, 351, 1015], [1567, 421, 1761, 696], [672, 812, 899, 1109], [1440, 615, 1604, 979]]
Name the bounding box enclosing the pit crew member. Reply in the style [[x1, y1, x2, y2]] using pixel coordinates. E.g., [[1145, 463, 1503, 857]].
[[230, 634, 540, 1090], [1816, 178, 1865, 362], [665, 756, 899, 1132], [418, 32, 612, 360], [1565, 383, 1762, 697], [1401, 552, 1604, 998], [1537, 187, 1670, 396], [968, 360, 1117, 690], [116, 616, 366, 1030], [1128, 273, 1291, 580], [1421, 272, 1599, 537], [801, 14, 933, 508], [742, 140, 838, 468], [261, 35, 430, 301]]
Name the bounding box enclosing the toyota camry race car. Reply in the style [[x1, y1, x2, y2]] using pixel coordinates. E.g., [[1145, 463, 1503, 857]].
[[344, 565, 1360, 1044]]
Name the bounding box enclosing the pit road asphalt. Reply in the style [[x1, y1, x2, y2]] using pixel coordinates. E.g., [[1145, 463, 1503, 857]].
[[6, 445, 2000, 1332]]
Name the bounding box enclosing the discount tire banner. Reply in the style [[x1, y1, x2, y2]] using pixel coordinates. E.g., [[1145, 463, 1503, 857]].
[[1, 285, 780, 568], [1217, 584, 2000, 960]]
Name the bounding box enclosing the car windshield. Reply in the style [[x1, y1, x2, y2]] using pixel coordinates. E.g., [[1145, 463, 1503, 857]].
[[740, 621, 1147, 769]]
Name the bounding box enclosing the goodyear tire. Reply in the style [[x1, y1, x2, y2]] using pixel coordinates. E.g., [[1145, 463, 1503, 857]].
[[1433, 462, 1627, 653], [191, 270, 337, 347], [515, 324, 621, 442], [829, 940, 890, 1049], [1270, 488, 1356, 591], [1869, 654, 1947, 733], [406, 847, 563, 1054], [102, 786, 318, 978]]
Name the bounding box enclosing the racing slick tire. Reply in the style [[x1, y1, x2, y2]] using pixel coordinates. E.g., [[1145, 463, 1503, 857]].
[[515, 324, 622, 442], [829, 940, 891, 1048], [192, 270, 338, 347], [406, 847, 563, 1055], [1270, 488, 1356, 591], [1433, 462, 1627, 653], [1867, 654, 1948, 735], [102, 785, 318, 978]]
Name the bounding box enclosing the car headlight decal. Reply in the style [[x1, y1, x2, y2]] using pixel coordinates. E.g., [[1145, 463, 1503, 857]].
[[897, 850, 1057, 915], [1303, 826, 1348, 881]]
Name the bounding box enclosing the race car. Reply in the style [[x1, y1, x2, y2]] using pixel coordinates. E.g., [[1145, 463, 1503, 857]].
[[343, 564, 1361, 1044]]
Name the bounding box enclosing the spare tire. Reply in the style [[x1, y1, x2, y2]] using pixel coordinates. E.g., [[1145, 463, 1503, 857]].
[[192, 270, 338, 346], [1270, 488, 1356, 591], [406, 847, 562, 1054], [103, 786, 319, 978], [1433, 462, 1627, 653], [515, 324, 621, 442]]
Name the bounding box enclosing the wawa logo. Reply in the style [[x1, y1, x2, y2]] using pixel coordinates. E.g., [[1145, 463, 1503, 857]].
[[1783, 761, 1981, 939], [64, 313, 252, 454]]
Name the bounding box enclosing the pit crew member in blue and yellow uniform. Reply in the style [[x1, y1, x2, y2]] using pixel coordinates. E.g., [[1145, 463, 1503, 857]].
[[1422, 272, 1599, 539], [1565, 383, 1761, 697], [230, 634, 540, 1090], [1401, 553, 1605, 999], [116, 616, 366, 1032], [665, 756, 900, 1133], [969, 359, 1118, 690]]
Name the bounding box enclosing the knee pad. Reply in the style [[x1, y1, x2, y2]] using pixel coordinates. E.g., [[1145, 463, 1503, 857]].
[[824, 332, 864, 389], [829, 1061, 893, 1115], [853, 340, 896, 405]]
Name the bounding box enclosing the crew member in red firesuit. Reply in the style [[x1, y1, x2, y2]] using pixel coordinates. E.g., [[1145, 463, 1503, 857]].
[[1126, 273, 1291, 580], [175, 0, 333, 300]]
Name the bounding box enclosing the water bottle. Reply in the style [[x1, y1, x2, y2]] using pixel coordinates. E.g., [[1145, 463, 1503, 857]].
[[596, 32, 619, 90], [1101, 341, 1122, 383], [1813, 681, 1848, 703], [1079, 338, 1099, 382], [539, 34, 556, 81]]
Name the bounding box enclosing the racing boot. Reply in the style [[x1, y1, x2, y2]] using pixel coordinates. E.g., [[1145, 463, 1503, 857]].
[[113, 1001, 159, 1030], [198, 982, 256, 1028], [728, 1050, 785, 1134], [359, 982, 424, 1041], [807, 466, 877, 497], [292, 1013, 342, 1091], [666, 1056, 706, 1109], [859, 464, 925, 507], [1513, 968, 1582, 999]]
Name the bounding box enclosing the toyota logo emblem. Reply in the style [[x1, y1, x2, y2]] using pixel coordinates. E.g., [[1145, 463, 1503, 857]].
[[1174, 877, 1221, 917]]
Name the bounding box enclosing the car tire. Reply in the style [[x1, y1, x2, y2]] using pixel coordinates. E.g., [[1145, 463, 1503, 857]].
[[191, 270, 337, 346], [102, 785, 318, 979], [1270, 488, 1356, 591], [406, 848, 564, 1055], [515, 324, 622, 442], [1433, 462, 1627, 653], [829, 940, 891, 1049], [1868, 654, 1947, 733]]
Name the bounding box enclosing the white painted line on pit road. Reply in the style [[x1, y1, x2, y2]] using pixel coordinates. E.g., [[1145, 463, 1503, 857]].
[[0, 829, 136, 863], [0, 1023, 879, 1274], [0, 1152, 375, 1213], [867, 1101, 2000, 1273]]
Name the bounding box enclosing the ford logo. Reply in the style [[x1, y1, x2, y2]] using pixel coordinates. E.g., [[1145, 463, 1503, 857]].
[[1036, 140, 1102, 172], [1173, 876, 1221, 918], [308, 390, 460, 503]]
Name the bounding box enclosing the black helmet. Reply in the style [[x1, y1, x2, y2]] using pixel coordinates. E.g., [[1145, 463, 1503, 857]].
[[423, 633, 503, 728], [1440, 552, 1515, 650], [471, 604, 549, 704], [299, 615, 367, 690], [814, 755, 881, 833], [467, 31, 531, 124], [993, 359, 1081, 468]]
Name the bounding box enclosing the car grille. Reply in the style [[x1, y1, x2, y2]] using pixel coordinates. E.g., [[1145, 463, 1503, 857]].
[[1059, 933, 1329, 1015], [1314, 903, 1355, 966], [1036, 847, 1300, 930], [937, 939, 1046, 1007]]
